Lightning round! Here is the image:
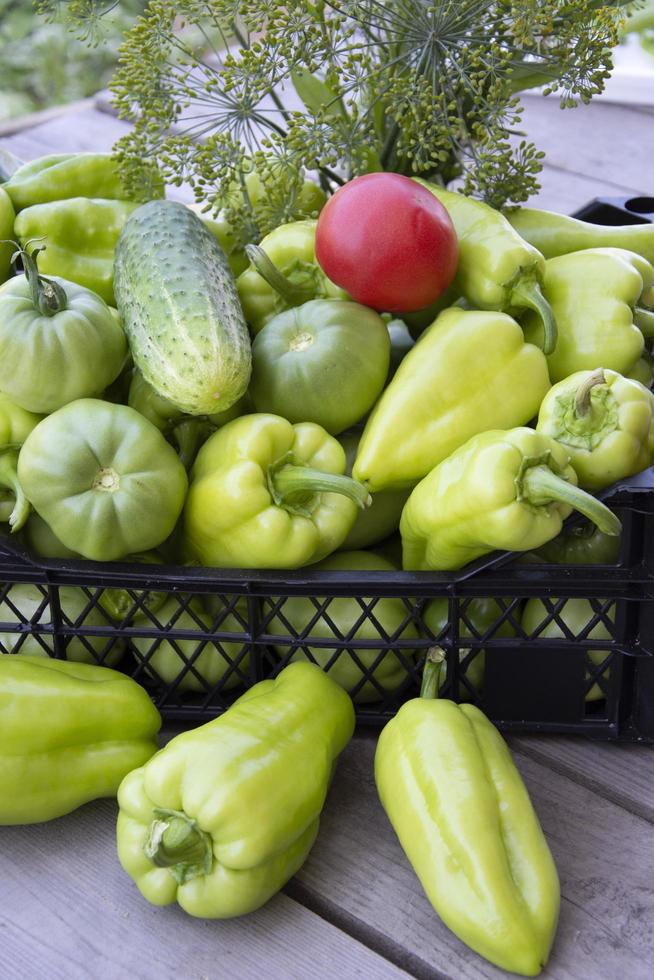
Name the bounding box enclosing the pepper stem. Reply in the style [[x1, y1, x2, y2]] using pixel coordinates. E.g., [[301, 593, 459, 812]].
[[420, 647, 445, 699], [510, 279, 557, 355], [143, 807, 213, 885], [575, 369, 606, 418], [634, 307, 654, 339], [268, 458, 371, 516], [520, 465, 622, 536], [9, 242, 68, 317], [0, 448, 29, 532], [245, 244, 314, 305]]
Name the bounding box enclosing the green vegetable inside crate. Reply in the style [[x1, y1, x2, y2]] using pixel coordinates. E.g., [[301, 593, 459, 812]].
[[131, 596, 250, 693], [0, 583, 125, 666], [267, 552, 419, 703]]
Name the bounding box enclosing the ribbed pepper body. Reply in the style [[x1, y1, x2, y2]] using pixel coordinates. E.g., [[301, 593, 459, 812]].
[[353, 309, 550, 492], [375, 699, 560, 976], [522, 248, 654, 382], [116, 663, 355, 918], [0, 656, 161, 825], [536, 368, 654, 490], [14, 197, 139, 304]]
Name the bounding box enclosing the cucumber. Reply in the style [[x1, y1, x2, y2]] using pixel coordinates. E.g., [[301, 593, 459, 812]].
[[114, 200, 251, 415]]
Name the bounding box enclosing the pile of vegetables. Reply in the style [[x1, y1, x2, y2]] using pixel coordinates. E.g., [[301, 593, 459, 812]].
[[1, 150, 652, 577], [2, 145, 654, 976]]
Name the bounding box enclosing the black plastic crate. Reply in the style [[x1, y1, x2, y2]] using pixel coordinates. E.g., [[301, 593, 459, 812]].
[[0, 470, 653, 741], [1, 198, 653, 740]]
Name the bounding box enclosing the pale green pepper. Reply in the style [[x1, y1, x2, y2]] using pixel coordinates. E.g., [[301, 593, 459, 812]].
[[536, 369, 654, 490], [116, 662, 354, 918], [375, 651, 560, 975]]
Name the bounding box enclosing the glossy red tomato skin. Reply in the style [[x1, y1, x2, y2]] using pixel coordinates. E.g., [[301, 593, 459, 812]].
[[315, 173, 458, 313]]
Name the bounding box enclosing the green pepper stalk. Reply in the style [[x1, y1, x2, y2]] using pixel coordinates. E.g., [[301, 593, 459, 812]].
[[420, 647, 445, 699], [522, 247, 654, 382], [537, 368, 654, 490], [375, 650, 560, 975], [414, 180, 557, 354], [401, 427, 621, 571], [244, 244, 315, 307], [236, 220, 348, 335], [268, 455, 371, 516], [144, 808, 213, 885]]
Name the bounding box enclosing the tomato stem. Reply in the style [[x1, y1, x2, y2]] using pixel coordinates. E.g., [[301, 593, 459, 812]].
[[10, 242, 68, 317]]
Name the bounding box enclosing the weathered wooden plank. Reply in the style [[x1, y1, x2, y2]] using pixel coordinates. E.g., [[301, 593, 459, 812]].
[[527, 163, 639, 213], [0, 107, 131, 161], [0, 796, 411, 980], [294, 733, 654, 980], [519, 94, 654, 195], [511, 735, 654, 824], [0, 99, 94, 138]]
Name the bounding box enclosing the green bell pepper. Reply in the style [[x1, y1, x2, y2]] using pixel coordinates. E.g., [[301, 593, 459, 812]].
[[338, 428, 409, 550], [422, 598, 517, 700], [506, 206, 654, 267], [132, 596, 250, 693], [415, 180, 557, 354], [535, 523, 621, 565], [269, 551, 417, 702], [375, 651, 560, 976], [0, 583, 125, 666], [353, 308, 551, 491], [17, 399, 188, 562], [536, 368, 654, 490], [0, 185, 15, 283], [250, 299, 390, 435], [236, 220, 348, 334], [14, 197, 139, 304], [522, 248, 654, 383], [0, 656, 160, 825], [401, 427, 622, 571], [2, 152, 163, 211], [183, 413, 370, 569], [522, 598, 614, 701], [0, 247, 128, 414], [116, 662, 354, 918]]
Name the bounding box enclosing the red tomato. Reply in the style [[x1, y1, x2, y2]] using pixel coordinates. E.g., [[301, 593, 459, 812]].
[[315, 173, 458, 313]]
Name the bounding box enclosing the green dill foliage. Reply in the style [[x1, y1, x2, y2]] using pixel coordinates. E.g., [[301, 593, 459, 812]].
[[48, 0, 628, 242]]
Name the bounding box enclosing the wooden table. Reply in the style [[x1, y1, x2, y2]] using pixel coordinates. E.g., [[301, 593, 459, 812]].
[[2, 94, 654, 980]]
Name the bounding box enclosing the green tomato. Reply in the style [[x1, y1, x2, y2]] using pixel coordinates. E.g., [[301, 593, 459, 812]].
[[270, 551, 418, 703], [250, 299, 390, 435], [0, 273, 128, 414], [338, 428, 408, 550], [132, 596, 250, 692], [17, 399, 188, 562], [0, 583, 125, 666]]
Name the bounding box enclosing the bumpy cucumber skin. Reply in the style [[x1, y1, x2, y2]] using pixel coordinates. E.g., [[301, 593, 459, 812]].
[[114, 201, 251, 415]]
